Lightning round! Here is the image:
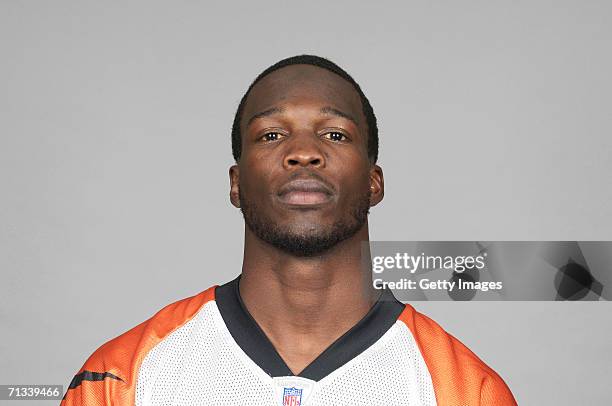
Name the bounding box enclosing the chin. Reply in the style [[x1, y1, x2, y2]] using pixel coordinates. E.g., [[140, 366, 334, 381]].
[[281, 225, 333, 240]]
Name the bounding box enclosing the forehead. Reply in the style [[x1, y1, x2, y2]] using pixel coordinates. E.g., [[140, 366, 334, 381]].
[[241, 64, 365, 127]]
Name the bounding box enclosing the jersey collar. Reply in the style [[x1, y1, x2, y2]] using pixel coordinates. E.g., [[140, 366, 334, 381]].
[[215, 275, 405, 381]]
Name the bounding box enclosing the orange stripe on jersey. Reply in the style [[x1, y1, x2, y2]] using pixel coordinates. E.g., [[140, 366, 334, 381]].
[[398, 304, 517, 406], [61, 286, 217, 406]]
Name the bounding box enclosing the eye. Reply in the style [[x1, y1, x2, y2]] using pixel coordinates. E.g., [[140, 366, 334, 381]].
[[260, 132, 285, 142], [322, 131, 348, 142]]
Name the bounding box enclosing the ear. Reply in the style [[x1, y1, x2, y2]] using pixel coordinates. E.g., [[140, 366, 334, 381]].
[[229, 165, 241, 208], [369, 164, 384, 207]]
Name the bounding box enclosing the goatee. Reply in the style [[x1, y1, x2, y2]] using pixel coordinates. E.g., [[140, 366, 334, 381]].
[[239, 189, 371, 257]]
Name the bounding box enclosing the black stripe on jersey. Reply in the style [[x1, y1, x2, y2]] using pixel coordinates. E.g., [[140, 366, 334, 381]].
[[63, 370, 123, 400], [215, 276, 405, 381], [68, 370, 123, 389]]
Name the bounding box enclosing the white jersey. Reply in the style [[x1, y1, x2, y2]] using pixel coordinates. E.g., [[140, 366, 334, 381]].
[[62, 277, 516, 405]]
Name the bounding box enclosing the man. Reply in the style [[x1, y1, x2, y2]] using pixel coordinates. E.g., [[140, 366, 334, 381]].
[[62, 55, 517, 405]]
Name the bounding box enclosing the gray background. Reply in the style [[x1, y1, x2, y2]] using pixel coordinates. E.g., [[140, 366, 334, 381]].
[[1, 1, 611, 404]]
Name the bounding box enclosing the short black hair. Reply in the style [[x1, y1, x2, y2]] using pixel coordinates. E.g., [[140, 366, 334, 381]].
[[231, 54, 379, 163]]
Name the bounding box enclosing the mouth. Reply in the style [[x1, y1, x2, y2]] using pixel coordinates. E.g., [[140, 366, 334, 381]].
[[276, 179, 334, 207]]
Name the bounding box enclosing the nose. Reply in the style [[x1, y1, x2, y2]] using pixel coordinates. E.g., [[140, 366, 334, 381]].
[[283, 133, 325, 169]]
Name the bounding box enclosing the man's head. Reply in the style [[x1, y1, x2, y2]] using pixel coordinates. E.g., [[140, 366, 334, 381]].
[[229, 55, 384, 257], [231, 55, 379, 164]]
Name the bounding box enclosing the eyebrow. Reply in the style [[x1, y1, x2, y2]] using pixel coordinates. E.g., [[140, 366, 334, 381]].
[[246, 105, 358, 127], [246, 107, 284, 127], [320, 106, 358, 125]]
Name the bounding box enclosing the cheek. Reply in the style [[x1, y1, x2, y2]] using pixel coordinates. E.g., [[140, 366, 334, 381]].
[[338, 169, 371, 201], [239, 159, 274, 197]]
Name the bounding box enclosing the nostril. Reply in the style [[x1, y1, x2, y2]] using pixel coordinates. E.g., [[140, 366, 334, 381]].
[[284, 155, 324, 167]]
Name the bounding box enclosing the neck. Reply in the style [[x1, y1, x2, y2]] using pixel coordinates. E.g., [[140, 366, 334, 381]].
[[238, 223, 378, 374]]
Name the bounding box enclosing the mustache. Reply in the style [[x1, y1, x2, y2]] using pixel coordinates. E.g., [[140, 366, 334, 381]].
[[281, 170, 336, 194]]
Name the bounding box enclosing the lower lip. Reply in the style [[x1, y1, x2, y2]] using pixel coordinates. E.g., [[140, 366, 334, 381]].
[[278, 191, 332, 206]]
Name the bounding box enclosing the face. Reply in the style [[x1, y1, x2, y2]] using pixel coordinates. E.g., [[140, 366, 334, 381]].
[[229, 64, 384, 256]]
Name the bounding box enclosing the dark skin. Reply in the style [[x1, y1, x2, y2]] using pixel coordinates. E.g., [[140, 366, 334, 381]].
[[229, 64, 384, 375]]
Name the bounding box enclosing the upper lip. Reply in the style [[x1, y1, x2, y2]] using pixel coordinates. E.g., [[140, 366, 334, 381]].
[[277, 178, 334, 197]]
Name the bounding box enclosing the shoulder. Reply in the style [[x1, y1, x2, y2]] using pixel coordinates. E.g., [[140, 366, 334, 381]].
[[398, 304, 517, 406], [61, 285, 217, 406]]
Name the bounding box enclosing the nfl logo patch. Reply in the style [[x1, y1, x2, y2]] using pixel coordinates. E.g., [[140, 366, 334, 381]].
[[283, 387, 303, 406]]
